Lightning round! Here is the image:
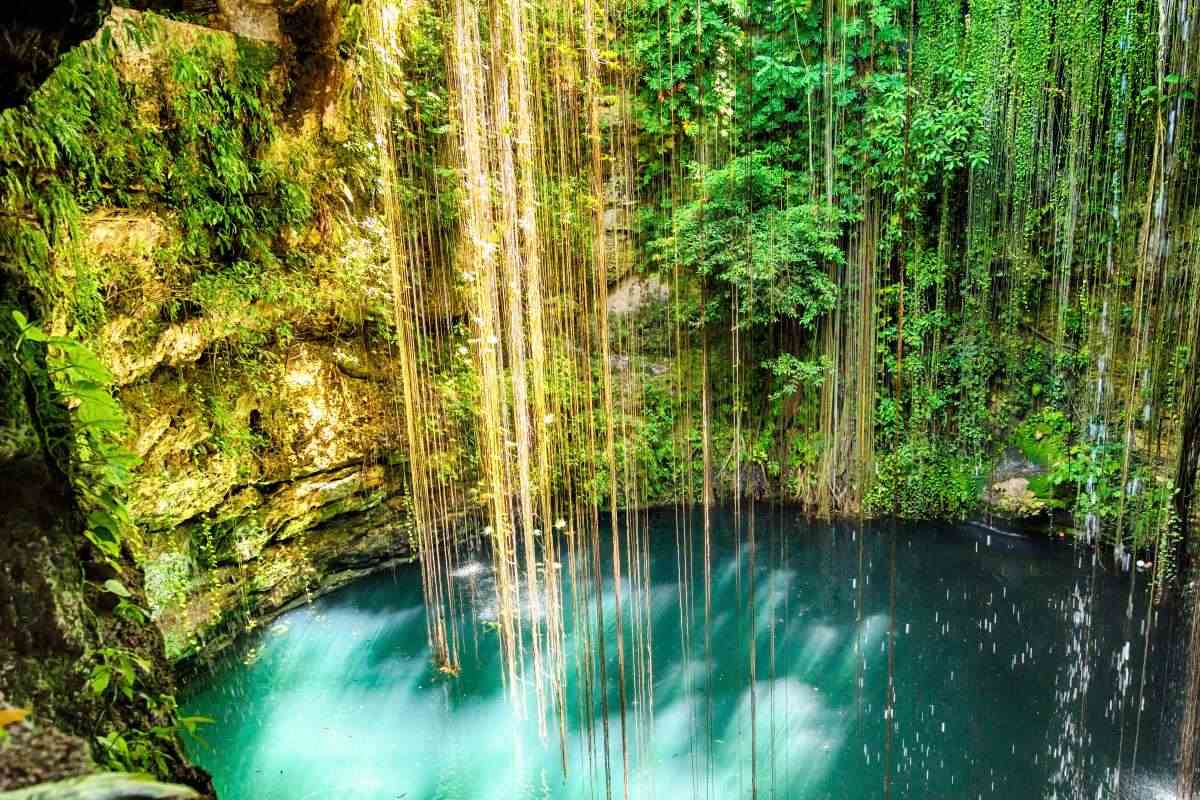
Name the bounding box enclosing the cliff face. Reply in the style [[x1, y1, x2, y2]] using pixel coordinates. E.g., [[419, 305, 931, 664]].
[[3, 2, 656, 777], [1, 0, 636, 684], [0, 5, 418, 782], [67, 8, 417, 661], [121, 320, 413, 662]]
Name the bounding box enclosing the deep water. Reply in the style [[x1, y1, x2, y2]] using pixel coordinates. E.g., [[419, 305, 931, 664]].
[[183, 509, 1182, 799]]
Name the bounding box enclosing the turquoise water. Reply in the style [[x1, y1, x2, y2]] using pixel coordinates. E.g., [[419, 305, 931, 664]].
[[183, 510, 1180, 799]]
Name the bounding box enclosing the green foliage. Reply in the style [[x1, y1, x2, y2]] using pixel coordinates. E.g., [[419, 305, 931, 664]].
[[0, 23, 311, 779], [1047, 439, 1124, 528], [428, 327, 483, 485], [856, 65, 988, 205], [192, 517, 231, 570], [1, 15, 325, 563], [95, 727, 176, 782], [101, 578, 150, 624], [0, 14, 337, 556], [143, 551, 194, 617], [1013, 409, 1071, 468], [0, 13, 312, 333], [864, 438, 980, 519], [201, 387, 269, 463], [673, 155, 841, 328], [625, 0, 1003, 516], [1045, 433, 1179, 560], [631, 381, 684, 504], [163, 36, 309, 262], [1126, 475, 1177, 557], [765, 353, 829, 400], [355, 0, 458, 251], [87, 621, 212, 779], [10, 310, 137, 561], [627, 0, 739, 171], [95, 693, 212, 777], [746, 417, 780, 479], [89, 646, 151, 701]]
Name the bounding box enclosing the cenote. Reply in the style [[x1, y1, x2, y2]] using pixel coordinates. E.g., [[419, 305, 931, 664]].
[[5, 0, 1200, 795], [183, 510, 1181, 800]]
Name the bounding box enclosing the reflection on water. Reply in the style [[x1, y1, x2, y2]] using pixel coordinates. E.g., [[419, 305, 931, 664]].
[[183, 510, 1179, 799]]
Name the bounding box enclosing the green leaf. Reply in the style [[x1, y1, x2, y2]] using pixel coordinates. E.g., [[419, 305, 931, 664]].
[[102, 578, 131, 598], [177, 715, 215, 735], [12, 310, 48, 341], [88, 509, 122, 537], [84, 529, 122, 559], [90, 667, 111, 695]]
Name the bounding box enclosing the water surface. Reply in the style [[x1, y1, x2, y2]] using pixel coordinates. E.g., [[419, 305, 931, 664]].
[[184, 510, 1180, 799]]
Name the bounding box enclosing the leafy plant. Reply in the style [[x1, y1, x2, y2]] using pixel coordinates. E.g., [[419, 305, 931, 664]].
[[96, 699, 213, 777], [765, 353, 830, 400], [864, 438, 980, 519], [10, 311, 138, 561], [673, 154, 841, 329], [101, 578, 150, 624], [88, 646, 151, 701]]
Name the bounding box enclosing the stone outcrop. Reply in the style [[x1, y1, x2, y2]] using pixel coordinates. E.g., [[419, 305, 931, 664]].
[[988, 476, 1046, 517], [0, 697, 94, 791], [1, 2, 409, 794], [983, 446, 1050, 519], [0, 773, 200, 799], [56, 9, 415, 661], [607, 274, 668, 317], [8, 6, 414, 666], [0, 461, 213, 795], [94, 221, 415, 660]]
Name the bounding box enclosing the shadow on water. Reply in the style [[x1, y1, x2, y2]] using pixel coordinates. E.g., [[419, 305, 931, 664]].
[[182, 508, 1182, 800]]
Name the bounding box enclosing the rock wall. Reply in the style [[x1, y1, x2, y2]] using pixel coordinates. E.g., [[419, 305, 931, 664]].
[[3, 4, 418, 670], [0, 0, 667, 685], [90, 10, 414, 662], [124, 333, 414, 662], [1, 3, 421, 789], [0, 460, 213, 794]]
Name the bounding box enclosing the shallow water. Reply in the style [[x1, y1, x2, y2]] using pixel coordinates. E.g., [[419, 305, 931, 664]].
[[183, 509, 1181, 799]]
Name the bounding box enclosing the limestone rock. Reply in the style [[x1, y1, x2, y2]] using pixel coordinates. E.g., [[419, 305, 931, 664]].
[[0, 462, 213, 796], [17, 7, 411, 670], [984, 446, 1050, 518], [156, 498, 413, 663], [988, 477, 1047, 517], [603, 173, 635, 280], [607, 275, 668, 317], [215, 0, 283, 44], [0, 698, 93, 791]]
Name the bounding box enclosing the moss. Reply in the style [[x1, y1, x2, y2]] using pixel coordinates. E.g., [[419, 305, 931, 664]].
[[1010, 409, 1072, 503], [142, 550, 193, 619]]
